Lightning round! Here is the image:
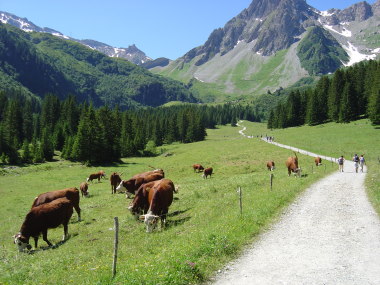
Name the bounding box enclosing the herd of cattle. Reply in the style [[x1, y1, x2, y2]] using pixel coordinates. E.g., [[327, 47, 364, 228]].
[[13, 153, 322, 252]]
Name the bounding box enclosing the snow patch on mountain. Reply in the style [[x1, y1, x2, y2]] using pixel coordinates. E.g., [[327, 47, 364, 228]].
[[322, 24, 352, 37], [342, 42, 377, 66]]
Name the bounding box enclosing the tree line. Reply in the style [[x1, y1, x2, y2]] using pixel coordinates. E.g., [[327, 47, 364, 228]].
[[267, 60, 380, 129], [0, 92, 260, 164]]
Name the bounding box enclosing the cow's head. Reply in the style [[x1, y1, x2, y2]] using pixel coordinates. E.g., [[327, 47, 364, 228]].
[[140, 213, 160, 233], [293, 168, 301, 177], [13, 233, 32, 252]]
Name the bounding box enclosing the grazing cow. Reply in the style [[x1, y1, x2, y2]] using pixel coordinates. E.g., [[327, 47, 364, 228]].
[[110, 172, 122, 194], [86, 171, 105, 183], [14, 197, 73, 252], [315, 156, 322, 166], [193, 164, 204, 173], [32, 188, 81, 221], [116, 170, 164, 198], [285, 153, 301, 177], [266, 161, 275, 171], [79, 182, 89, 197], [131, 179, 176, 232], [202, 167, 213, 179]]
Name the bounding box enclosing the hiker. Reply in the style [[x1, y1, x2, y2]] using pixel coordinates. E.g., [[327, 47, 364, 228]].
[[359, 154, 365, 172], [338, 155, 345, 172], [353, 154, 360, 173]]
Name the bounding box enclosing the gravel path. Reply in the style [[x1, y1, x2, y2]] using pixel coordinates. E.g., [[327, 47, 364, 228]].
[[210, 123, 380, 284]]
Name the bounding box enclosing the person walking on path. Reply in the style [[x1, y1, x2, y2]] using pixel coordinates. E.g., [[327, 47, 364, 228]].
[[359, 154, 366, 172], [338, 155, 345, 172], [353, 154, 360, 173]]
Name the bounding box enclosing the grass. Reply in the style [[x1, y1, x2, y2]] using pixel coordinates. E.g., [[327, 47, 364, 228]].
[[0, 122, 346, 285], [243, 119, 380, 215]]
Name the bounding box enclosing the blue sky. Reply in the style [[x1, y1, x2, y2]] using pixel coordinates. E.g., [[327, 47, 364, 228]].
[[0, 0, 376, 59]]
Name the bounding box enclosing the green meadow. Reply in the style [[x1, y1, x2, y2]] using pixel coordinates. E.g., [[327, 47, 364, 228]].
[[246, 119, 380, 215], [1, 120, 375, 285]]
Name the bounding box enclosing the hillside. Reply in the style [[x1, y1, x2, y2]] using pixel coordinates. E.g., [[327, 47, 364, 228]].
[[151, 0, 380, 100], [0, 23, 196, 108]]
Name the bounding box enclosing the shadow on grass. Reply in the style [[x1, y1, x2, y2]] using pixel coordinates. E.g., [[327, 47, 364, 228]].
[[166, 216, 191, 228], [27, 233, 78, 254]]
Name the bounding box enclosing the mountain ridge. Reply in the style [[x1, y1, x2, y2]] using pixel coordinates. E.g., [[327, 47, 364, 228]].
[[152, 0, 380, 98], [0, 11, 153, 65]]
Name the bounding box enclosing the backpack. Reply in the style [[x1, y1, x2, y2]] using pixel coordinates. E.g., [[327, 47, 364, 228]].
[[338, 157, 344, 165], [354, 155, 359, 162]]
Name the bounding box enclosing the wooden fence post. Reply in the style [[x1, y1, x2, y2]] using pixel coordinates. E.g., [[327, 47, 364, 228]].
[[238, 187, 242, 217], [112, 217, 119, 278], [270, 173, 274, 191]]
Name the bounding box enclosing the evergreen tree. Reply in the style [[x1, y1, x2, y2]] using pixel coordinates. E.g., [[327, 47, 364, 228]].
[[40, 127, 54, 161], [368, 89, 380, 124], [339, 82, 356, 123], [328, 69, 344, 121], [21, 139, 32, 163]]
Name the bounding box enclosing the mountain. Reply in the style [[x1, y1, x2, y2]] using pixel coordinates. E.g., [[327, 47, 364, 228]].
[[0, 23, 196, 108], [151, 0, 380, 100], [0, 11, 153, 65]]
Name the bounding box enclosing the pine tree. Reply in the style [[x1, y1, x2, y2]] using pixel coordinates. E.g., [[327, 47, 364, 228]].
[[339, 82, 356, 123], [328, 69, 344, 121], [21, 139, 32, 163], [40, 127, 54, 161], [368, 89, 380, 124]]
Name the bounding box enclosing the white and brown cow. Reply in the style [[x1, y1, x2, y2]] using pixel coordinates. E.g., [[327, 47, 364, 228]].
[[110, 172, 122, 194], [32, 187, 81, 221], [202, 167, 213, 179], [266, 161, 275, 171], [315, 156, 322, 166], [285, 153, 301, 177], [79, 182, 89, 197], [14, 197, 74, 252], [116, 169, 164, 198], [133, 179, 176, 232]]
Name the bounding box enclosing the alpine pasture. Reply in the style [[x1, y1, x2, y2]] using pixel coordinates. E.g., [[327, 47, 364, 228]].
[[0, 123, 343, 285]]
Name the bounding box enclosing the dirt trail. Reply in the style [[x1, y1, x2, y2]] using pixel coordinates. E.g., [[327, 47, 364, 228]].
[[210, 122, 380, 284]]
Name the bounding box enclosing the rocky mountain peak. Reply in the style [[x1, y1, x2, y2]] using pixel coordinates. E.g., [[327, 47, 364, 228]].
[[337, 1, 373, 22]]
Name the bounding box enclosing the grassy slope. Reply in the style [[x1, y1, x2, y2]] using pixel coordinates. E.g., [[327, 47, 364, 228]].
[[251, 119, 380, 215], [0, 123, 336, 285]]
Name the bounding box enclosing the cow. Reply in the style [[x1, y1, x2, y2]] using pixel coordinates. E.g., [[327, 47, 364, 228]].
[[193, 164, 204, 173], [32, 188, 81, 221], [285, 153, 301, 177], [110, 172, 122, 194], [266, 161, 275, 171], [14, 197, 74, 252], [130, 179, 176, 232], [86, 171, 105, 183], [202, 167, 213, 179], [79, 182, 89, 197], [315, 156, 322, 166], [116, 170, 164, 198]]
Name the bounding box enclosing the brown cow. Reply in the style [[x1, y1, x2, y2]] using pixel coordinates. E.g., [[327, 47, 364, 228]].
[[266, 161, 275, 171], [110, 172, 122, 194], [14, 197, 74, 252], [86, 171, 105, 183], [79, 182, 89, 197], [193, 164, 204, 173], [133, 179, 176, 232], [285, 153, 301, 177], [32, 188, 81, 221], [116, 170, 164, 198], [202, 167, 213, 179], [315, 156, 322, 166]]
